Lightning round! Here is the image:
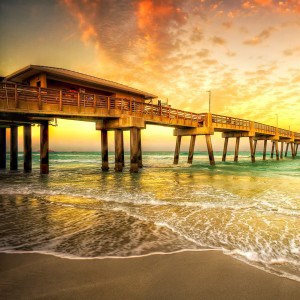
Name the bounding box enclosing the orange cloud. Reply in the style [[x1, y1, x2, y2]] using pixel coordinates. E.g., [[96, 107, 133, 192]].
[[243, 27, 276, 45], [211, 36, 226, 46], [136, 0, 188, 57]]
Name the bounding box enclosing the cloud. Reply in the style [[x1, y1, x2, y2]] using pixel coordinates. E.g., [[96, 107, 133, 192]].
[[283, 46, 300, 56], [190, 26, 203, 42], [211, 36, 226, 45], [243, 27, 276, 45], [196, 49, 210, 58]]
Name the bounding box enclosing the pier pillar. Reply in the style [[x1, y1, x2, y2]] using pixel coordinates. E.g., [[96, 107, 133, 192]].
[[0, 128, 6, 169], [275, 141, 279, 160], [23, 125, 32, 172], [271, 142, 275, 159], [130, 127, 139, 172], [114, 129, 123, 172], [40, 121, 49, 174], [295, 144, 298, 157], [285, 143, 289, 157], [101, 130, 109, 171], [253, 140, 257, 157], [249, 137, 255, 163], [187, 135, 196, 164], [263, 140, 267, 160], [121, 132, 125, 167], [205, 135, 215, 166], [137, 129, 143, 168], [10, 126, 18, 170], [291, 143, 295, 159], [234, 137, 240, 162], [222, 137, 228, 162], [173, 136, 181, 165], [280, 142, 284, 159]]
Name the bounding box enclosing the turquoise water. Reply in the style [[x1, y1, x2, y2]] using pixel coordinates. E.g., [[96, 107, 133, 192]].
[[0, 151, 299, 282]]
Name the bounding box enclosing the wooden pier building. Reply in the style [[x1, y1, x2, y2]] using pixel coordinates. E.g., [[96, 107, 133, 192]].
[[0, 65, 299, 173]]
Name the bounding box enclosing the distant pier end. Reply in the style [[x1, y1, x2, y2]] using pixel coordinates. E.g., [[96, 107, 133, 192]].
[[0, 65, 299, 173]]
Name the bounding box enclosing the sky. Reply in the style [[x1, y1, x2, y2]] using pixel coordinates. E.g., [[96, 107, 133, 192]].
[[0, 0, 300, 152]]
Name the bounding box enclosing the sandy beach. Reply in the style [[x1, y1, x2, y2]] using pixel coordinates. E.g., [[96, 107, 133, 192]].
[[0, 251, 299, 300]]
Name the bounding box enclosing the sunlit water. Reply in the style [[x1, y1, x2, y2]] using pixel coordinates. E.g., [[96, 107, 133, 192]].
[[0, 151, 299, 282]]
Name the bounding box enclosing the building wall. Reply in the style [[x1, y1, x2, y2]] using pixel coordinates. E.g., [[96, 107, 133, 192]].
[[29, 73, 47, 88]]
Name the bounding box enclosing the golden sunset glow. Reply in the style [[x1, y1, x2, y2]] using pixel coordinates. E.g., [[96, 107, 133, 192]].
[[1, 0, 299, 151]]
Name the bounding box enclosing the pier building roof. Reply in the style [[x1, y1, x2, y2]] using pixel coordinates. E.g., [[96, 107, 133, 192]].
[[4, 65, 157, 99]]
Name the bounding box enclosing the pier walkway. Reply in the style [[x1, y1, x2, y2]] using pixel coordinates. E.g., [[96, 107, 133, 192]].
[[1, 79, 299, 173]]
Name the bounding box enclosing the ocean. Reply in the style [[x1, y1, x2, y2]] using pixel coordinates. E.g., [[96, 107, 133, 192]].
[[0, 151, 299, 282]]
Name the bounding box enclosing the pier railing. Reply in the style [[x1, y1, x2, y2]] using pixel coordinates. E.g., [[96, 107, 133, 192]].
[[0, 82, 299, 138], [212, 114, 251, 129], [0, 82, 205, 127]]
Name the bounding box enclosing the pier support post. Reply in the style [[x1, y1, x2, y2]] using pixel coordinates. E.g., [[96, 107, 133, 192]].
[[121, 132, 125, 167], [0, 128, 6, 169], [187, 135, 196, 164], [205, 135, 215, 166], [10, 126, 18, 170], [253, 140, 257, 157], [137, 129, 143, 168], [291, 143, 295, 159], [24, 125, 32, 172], [296, 144, 298, 157], [222, 137, 228, 162], [263, 140, 267, 160], [275, 141, 279, 160], [173, 136, 181, 165], [271, 142, 275, 159], [234, 137, 240, 162], [280, 142, 284, 159], [285, 143, 289, 157], [130, 127, 139, 172], [114, 129, 123, 172], [40, 121, 49, 174], [101, 130, 109, 171], [249, 137, 255, 163]]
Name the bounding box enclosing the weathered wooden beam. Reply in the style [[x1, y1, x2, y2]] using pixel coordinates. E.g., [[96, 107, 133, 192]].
[[253, 140, 257, 156], [263, 140, 267, 160], [121, 131, 125, 167], [101, 129, 109, 171], [114, 129, 123, 172], [205, 135, 215, 166], [40, 121, 49, 174], [291, 143, 295, 159], [187, 135, 196, 164], [10, 126, 18, 170], [59, 90, 63, 111], [23, 125, 32, 172], [271, 141, 275, 159], [275, 141, 279, 160], [130, 127, 139, 172], [173, 135, 182, 165], [249, 137, 255, 163], [0, 128, 6, 169], [234, 137, 240, 162], [137, 129, 143, 168], [285, 143, 289, 157], [222, 137, 229, 162], [280, 142, 284, 159]]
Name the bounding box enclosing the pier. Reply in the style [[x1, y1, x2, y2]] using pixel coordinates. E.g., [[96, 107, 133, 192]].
[[0, 65, 299, 173]]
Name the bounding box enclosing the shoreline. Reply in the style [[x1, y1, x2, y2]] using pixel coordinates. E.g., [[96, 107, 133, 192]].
[[1, 248, 299, 283], [1, 250, 299, 299]]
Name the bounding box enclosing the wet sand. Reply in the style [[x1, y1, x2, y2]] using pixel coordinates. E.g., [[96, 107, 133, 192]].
[[0, 251, 299, 300]]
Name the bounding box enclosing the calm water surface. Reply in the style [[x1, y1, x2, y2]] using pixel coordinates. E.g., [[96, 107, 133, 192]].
[[0, 151, 299, 282]]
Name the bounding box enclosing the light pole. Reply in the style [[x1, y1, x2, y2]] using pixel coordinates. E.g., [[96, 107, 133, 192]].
[[275, 114, 278, 127], [207, 90, 211, 113]]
